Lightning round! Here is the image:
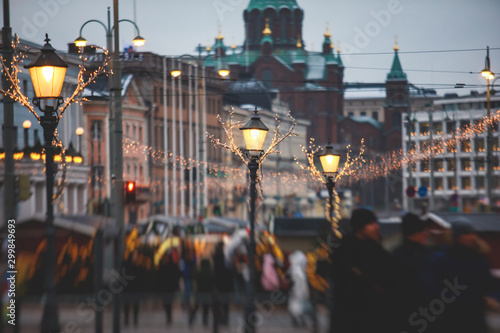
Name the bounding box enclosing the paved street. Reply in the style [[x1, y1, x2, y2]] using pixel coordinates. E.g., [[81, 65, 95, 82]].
[[13, 300, 326, 333], [10, 299, 500, 333]]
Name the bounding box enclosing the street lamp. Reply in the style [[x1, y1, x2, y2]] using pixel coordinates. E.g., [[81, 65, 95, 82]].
[[481, 46, 494, 209], [76, 126, 84, 155], [74, 6, 145, 201], [240, 108, 269, 333], [24, 33, 68, 333], [23, 120, 31, 153], [318, 141, 341, 228]]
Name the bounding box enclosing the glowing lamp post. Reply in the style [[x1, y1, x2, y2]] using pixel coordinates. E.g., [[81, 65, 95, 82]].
[[24, 34, 68, 333], [75, 126, 84, 155], [318, 142, 341, 228], [481, 46, 495, 209], [23, 120, 32, 153], [240, 109, 268, 333]]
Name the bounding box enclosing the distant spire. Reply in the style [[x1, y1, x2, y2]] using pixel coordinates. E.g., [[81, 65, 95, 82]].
[[263, 18, 272, 36], [324, 22, 331, 38], [336, 41, 343, 66], [387, 39, 407, 80], [217, 24, 224, 40], [394, 35, 399, 51]]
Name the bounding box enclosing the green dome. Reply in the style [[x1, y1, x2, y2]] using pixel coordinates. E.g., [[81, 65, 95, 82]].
[[247, 0, 300, 11]]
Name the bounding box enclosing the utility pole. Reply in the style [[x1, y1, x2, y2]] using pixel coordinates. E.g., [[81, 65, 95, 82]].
[[111, 0, 125, 332]]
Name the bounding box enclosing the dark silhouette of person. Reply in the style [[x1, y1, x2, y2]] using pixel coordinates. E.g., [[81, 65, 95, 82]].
[[213, 241, 233, 326], [123, 250, 140, 327], [189, 258, 215, 327], [330, 208, 399, 333], [427, 220, 494, 333], [157, 250, 181, 325], [392, 213, 434, 333]]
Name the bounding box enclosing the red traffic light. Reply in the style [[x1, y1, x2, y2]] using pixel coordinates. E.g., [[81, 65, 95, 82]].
[[126, 181, 135, 192], [125, 181, 136, 203]]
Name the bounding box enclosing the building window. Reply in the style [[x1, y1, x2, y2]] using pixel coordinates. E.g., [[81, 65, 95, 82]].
[[372, 111, 379, 121], [348, 112, 354, 117], [474, 138, 485, 152], [447, 158, 455, 171], [433, 122, 443, 134], [434, 159, 444, 172], [360, 111, 366, 116], [420, 122, 429, 135], [446, 121, 456, 134], [460, 139, 471, 152], [434, 177, 444, 190], [461, 177, 471, 189], [420, 178, 429, 188], [262, 68, 273, 88], [420, 159, 430, 172], [447, 177, 456, 190], [460, 120, 469, 131], [475, 157, 485, 171], [460, 158, 471, 171], [475, 176, 485, 189], [91, 120, 103, 141]]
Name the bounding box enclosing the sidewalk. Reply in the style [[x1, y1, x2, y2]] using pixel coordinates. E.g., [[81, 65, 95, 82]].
[[14, 300, 325, 333]]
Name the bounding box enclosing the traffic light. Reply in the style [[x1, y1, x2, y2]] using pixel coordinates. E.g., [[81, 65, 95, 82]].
[[124, 181, 136, 203]]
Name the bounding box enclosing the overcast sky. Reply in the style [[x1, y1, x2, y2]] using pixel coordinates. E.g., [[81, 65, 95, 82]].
[[4, 0, 500, 96]]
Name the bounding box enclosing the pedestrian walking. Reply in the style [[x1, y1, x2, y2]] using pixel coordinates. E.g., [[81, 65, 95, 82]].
[[157, 250, 181, 325], [330, 208, 399, 333], [213, 241, 233, 326], [189, 257, 215, 327]]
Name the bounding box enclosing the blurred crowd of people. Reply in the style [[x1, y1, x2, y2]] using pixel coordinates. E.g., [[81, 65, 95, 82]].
[[330, 208, 500, 333], [119, 209, 500, 332]]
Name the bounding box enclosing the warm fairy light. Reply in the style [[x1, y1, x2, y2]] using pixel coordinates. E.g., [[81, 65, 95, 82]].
[[73, 156, 83, 164], [54, 155, 62, 162], [30, 152, 41, 160], [65, 156, 72, 162]]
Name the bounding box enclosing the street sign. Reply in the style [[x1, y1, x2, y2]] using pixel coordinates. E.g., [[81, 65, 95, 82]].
[[405, 185, 417, 198], [418, 186, 428, 197]]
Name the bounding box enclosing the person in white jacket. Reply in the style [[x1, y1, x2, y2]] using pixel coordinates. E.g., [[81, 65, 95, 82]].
[[288, 251, 317, 331]]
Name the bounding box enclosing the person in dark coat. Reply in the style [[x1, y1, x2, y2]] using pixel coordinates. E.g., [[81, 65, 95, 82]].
[[427, 220, 494, 333], [392, 213, 434, 333], [213, 241, 233, 326], [330, 208, 399, 333], [123, 250, 141, 327], [189, 258, 215, 327], [157, 250, 181, 325]]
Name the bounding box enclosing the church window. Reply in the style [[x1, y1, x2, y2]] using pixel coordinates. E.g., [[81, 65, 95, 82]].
[[262, 68, 273, 88]]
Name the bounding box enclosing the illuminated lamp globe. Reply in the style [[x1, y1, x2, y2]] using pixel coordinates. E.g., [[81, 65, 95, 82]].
[[24, 34, 68, 99], [75, 127, 84, 136], [240, 109, 269, 156], [74, 36, 88, 47], [319, 143, 341, 176], [132, 35, 146, 47], [23, 120, 32, 129]]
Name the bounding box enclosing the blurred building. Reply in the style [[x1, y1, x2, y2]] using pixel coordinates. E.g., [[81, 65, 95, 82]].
[[402, 92, 500, 212]]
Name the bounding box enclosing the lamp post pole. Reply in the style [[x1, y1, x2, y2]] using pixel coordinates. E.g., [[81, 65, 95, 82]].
[[239, 109, 269, 333], [39, 104, 60, 333], [111, 1, 125, 333], [481, 46, 494, 209], [245, 156, 259, 333], [25, 34, 68, 333]]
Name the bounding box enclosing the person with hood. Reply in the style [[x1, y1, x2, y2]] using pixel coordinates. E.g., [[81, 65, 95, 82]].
[[288, 251, 317, 331], [392, 213, 434, 332], [330, 208, 399, 333], [428, 219, 496, 333]]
